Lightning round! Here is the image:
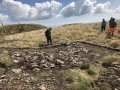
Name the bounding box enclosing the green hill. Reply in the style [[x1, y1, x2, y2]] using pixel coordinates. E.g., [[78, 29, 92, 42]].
[[0, 24, 47, 36]]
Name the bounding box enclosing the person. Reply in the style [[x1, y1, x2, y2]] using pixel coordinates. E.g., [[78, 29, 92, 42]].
[[109, 17, 113, 28], [108, 18, 117, 37], [45, 27, 52, 45], [101, 19, 106, 32]]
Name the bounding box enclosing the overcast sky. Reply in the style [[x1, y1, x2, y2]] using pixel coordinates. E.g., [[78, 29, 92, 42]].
[[0, 0, 120, 27]]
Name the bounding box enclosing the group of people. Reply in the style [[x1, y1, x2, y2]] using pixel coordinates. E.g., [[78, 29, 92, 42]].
[[44, 17, 117, 46], [101, 17, 117, 37]]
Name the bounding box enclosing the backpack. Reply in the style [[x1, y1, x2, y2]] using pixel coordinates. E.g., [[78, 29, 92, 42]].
[[45, 29, 49, 36]]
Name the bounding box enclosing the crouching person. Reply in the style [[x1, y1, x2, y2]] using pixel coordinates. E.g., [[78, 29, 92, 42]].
[[45, 27, 52, 45]]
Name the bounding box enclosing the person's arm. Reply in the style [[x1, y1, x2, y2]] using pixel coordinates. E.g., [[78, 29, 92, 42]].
[[49, 30, 51, 36], [115, 22, 117, 27]]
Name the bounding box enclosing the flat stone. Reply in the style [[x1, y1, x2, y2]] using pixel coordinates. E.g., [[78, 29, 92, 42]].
[[12, 68, 22, 74], [13, 59, 19, 63], [56, 59, 64, 65]]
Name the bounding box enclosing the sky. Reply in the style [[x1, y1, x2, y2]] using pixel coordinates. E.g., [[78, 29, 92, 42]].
[[0, 0, 120, 27]]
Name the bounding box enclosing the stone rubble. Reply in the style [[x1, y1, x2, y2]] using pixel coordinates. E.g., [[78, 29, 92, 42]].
[[0, 42, 119, 90]]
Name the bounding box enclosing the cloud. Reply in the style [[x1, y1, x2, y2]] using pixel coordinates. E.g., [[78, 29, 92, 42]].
[[60, 0, 111, 17], [0, 0, 62, 21], [60, 2, 76, 17], [94, 1, 111, 13], [114, 7, 120, 13], [0, 13, 8, 22]]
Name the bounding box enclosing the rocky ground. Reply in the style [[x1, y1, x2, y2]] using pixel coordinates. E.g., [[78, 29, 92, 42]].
[[0, 42, 119, 90]]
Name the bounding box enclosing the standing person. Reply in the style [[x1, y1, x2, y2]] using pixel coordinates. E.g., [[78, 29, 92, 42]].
[[101, 19, 106, 32], [45, 27, 52, 45], [109, 17, 113, 28], [108, 18, 117, 37]]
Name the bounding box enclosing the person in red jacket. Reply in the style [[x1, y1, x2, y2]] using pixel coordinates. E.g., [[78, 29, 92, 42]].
[[108, 18, 117, 37]]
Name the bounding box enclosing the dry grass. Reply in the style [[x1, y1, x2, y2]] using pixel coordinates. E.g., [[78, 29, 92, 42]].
[[0, 50, 13, 67], [0, 21, 120, 48]]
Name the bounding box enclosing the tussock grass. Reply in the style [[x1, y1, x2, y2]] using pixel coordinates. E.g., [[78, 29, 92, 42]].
[[0, 50, 13, 67], [102, 53, 120, 67], [62, 68, 97, 90]]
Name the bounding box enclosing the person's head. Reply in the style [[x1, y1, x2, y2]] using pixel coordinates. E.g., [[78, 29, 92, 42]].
[[112, 18, 115, 22], [103, 19, 105, 21], [48, 27, 52, 30]]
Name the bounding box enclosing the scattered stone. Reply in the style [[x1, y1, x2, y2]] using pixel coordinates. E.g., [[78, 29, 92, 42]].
[[13, 59, 19, 63], [50, 63, 55, 67], [0, 75, 5, 79], [83, 48, 88, 53], [12, 68, 22, 74], [42, 64, 49, 68], [39, 84, 46, 90], [56, 59, 64, 65], [31, 63, 39, 68], [4, 41, 118, 90]]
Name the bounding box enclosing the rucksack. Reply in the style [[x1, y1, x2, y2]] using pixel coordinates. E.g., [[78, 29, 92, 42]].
[[45, 29, 49, 36]]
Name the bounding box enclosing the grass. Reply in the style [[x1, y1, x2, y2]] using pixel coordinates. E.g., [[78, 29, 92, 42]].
[[0, 21, 120, 48], [61, 68, 97, 90], [80, 64, 90, 70], [100, 83, 112, 90], [102, 53, 120, 67], [0, 50, 13, 67], [63, 70, 89, 90], [0, 24, 46, 36], [0, 68, 6, 76], [0, 22, 120, 89]]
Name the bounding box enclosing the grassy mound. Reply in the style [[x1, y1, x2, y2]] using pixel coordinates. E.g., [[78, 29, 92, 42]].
[[0, 24, 46, 36]]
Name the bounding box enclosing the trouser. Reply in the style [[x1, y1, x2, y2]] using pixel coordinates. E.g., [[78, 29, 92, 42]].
[[101, 26, 106, 32], [46, 36, 52, 45], [107, 28, 116, 38]]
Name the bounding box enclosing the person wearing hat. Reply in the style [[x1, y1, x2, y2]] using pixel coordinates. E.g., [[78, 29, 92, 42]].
[[45, 27, 52, 45]]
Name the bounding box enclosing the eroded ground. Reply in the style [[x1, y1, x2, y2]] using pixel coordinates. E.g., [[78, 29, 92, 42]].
[[0, 42, 119, 90]]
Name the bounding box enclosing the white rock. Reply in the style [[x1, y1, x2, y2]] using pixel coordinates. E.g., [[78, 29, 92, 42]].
[[13, 60, 19, 63], [12, 68, 22, 74], [56, 59, 64, 65], [39, 84, 46, 90]]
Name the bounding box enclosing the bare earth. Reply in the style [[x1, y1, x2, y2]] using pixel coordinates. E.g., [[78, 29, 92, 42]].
[[0, 41, 119, 90]]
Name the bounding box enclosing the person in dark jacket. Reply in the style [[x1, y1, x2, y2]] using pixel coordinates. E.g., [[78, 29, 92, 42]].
[[45, 27, 52, 45], [109, 17, 113, 28], [101, 19, 106, 32], [108, 18, 117, 37]]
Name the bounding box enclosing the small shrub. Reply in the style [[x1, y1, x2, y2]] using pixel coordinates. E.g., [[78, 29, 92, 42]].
[[65, 77, 74, 84], [100, 83, 112, 90], [0, 50, 13, 67], [87, 69, 96, 76], [0, 68, 6, 76], [80, 64, 90, 70], [102, 60, 112, 67], [110, 42, 119, 48], [102, 56, 117, 68], [77, 83, 89, 90], [67, 82, 89, 90]]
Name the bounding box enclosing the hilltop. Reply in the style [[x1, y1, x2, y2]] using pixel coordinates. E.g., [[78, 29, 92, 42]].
[[0, 24, 46, 36]]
